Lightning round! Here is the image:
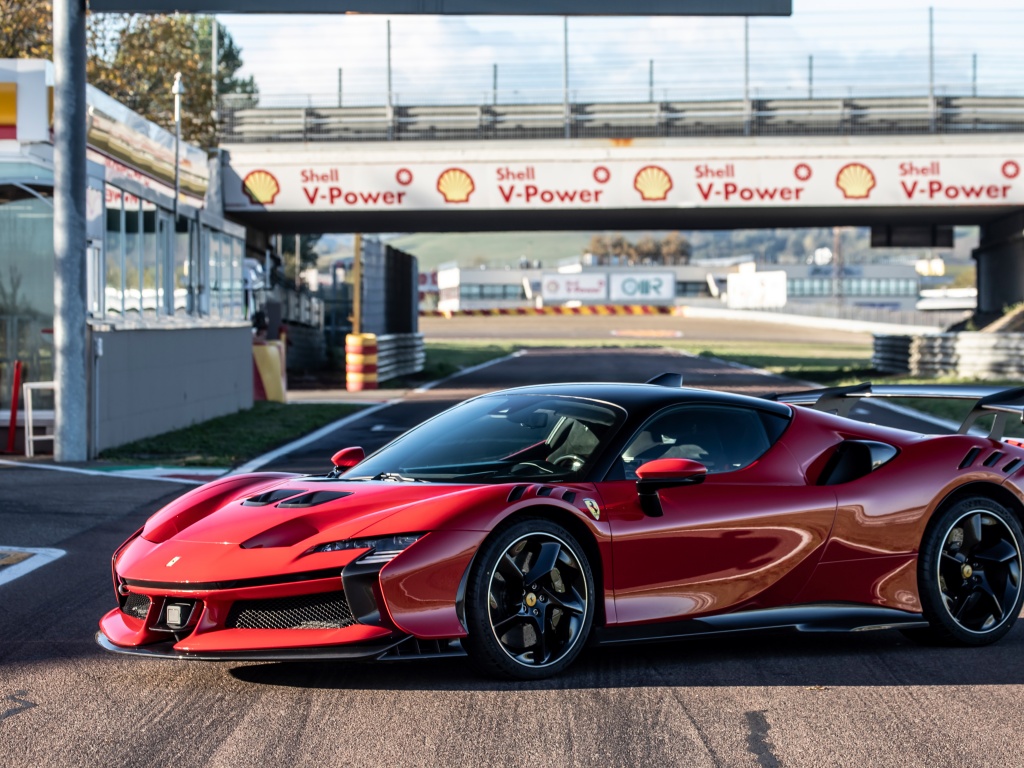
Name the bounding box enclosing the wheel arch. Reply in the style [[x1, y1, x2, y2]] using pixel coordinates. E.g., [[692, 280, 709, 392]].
[[455, 504, 607, 632], [930, 481, 1024, 536]]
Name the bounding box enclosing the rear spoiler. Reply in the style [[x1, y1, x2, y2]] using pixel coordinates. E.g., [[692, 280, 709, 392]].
[[767, 383, 1024, 441]]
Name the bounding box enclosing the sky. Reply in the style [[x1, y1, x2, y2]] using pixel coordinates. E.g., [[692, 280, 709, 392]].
[[217, 1, 1024, 108]]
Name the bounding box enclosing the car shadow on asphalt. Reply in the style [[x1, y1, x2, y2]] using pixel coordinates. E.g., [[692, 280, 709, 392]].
[[227, 625, 1024, 691]]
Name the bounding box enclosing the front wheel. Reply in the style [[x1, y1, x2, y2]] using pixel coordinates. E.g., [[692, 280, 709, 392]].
[[907, 497, 1024, 646], [464, 519, 595, 679]]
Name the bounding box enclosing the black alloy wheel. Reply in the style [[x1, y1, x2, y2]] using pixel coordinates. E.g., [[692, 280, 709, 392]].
[[464, 518, 594, 679], [909, 497, 1024, 646]]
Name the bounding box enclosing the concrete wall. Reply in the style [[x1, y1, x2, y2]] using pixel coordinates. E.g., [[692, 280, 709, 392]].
[[974, 211, 1024, 315], [90, 325, 253, 453]]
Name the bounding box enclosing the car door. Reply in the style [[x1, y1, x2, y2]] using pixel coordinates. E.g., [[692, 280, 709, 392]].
[[598, 404, 837, 625]]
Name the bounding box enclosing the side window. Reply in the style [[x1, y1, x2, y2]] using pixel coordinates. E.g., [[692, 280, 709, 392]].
[[621, 405, 781, 479]]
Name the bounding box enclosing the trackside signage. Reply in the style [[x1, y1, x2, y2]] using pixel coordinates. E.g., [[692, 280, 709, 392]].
[[609, 273, 675, 302], [223, 154, 1024, 213], [542, 274, 608, 301]]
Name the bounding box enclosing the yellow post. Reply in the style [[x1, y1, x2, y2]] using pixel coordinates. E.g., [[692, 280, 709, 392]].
[[351, 233, 362, 335]]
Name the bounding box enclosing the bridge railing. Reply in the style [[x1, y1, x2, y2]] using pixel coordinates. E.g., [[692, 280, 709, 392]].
[[219, 91, 1024, 144]]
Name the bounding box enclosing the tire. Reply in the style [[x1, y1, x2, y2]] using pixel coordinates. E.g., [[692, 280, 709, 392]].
[[905, 496, 1024, 647], [463, 518, 595, 680]]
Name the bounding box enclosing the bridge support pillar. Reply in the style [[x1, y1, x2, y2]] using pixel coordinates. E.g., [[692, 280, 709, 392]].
[[973, 211, 1024, 316]]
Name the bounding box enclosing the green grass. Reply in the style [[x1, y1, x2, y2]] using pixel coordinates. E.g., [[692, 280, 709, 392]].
[[686, 341, 874, 383], [99, 402, 363, 467], [419, 341, 518, 380]]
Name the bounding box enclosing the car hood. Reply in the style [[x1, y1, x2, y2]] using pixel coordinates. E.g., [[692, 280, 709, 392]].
[[141, 475, 495, 547], [117, 473, 591, 587]]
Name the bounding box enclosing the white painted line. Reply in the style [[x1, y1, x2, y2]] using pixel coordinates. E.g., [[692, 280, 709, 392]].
[[0, 459, 206, 485], [230, 401, 396, 475], [415, 349, 527, 393], [0, 546, 66, 588]]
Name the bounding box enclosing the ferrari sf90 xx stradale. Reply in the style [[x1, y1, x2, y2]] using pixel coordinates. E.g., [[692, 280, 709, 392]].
[[98, 378, 1024, 679]]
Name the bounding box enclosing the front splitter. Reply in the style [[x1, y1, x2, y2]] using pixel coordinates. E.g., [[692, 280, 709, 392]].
[[95, 630, 407, 662]]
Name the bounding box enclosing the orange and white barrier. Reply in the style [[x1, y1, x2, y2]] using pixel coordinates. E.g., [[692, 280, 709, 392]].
[[422, 304, 673, 318], [346, 333, 379, 391]]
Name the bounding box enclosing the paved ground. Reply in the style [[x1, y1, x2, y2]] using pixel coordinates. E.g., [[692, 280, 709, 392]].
[[2, 343, 1017, 768]]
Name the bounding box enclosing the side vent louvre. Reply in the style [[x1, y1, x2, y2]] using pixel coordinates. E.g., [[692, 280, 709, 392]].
[[959, 447, 982, 469], [562, 490, 577, 504], [277, 491, 353, 508], [507, 485, 527, 503], [537, 486, 554, 497], [984, 451, 1005, 468], [1003, 458, 1022, 474]]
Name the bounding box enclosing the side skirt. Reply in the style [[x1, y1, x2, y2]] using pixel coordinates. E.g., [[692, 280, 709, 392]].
[[593, 604, 930, 646]]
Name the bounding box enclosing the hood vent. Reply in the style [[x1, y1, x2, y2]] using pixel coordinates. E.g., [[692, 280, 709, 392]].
[[243, 489, 307, 507], [277, 491, 353, 508]]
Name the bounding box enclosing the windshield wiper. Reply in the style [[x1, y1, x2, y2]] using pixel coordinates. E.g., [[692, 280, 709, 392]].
[[372, 472, 428, 483]]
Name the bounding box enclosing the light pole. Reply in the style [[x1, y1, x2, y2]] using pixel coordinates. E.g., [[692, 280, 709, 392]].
[[172, 72, 183, 219]]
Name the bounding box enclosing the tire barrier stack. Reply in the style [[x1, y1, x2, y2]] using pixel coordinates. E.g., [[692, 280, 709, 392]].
[[346, 333, 425, 391], [873, 333, 1024, 379], [345, 333, 379, 391]]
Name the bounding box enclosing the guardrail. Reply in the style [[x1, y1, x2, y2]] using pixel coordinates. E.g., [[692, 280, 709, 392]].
[[346, 332, 425, 390], [874, 333, 1024, 379], [220, 94, 1024, 144]]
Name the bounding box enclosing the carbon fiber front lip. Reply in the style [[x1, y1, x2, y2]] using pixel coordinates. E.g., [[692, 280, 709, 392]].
[[95, 630, 406, 661]]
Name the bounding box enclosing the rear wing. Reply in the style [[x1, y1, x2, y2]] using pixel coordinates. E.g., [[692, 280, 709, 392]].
[[767, 383, 1024, 441]]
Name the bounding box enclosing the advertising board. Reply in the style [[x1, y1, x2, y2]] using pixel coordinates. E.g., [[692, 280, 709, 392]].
[[609, 272, 675, 302], [542, 273, 608, 302]]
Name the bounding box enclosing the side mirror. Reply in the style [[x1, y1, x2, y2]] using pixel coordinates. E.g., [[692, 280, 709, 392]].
[[635, 458, 707, 517], [330, 446, 365, 475]]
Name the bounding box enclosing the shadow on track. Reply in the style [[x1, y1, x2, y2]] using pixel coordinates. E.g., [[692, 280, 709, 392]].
[[227, 623, 1024, 691]]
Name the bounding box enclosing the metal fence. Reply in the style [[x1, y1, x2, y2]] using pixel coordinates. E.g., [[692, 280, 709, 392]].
[[874, 332, 1024, 379], [220, 92, 1024, 144], [765, 302, 968, 331]]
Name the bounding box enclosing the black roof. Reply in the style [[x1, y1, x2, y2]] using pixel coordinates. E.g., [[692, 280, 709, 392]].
[[482, 382, 793, 418]]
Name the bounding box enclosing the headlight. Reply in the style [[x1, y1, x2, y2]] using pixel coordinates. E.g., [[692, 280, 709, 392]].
[[308, 534, 423, 564]]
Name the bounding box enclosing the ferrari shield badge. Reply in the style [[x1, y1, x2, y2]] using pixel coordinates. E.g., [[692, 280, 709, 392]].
[[583, 499, 601, 521]]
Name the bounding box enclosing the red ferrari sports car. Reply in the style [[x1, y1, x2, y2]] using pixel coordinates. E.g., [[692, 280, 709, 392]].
[[98, 378, 1024, 679]]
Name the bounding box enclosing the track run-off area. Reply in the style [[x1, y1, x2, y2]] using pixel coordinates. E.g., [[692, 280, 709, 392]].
[[2, 314, 1021, 768]]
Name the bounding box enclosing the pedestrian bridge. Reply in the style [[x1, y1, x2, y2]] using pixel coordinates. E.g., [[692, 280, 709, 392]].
[[218, 93, 1024, 314]]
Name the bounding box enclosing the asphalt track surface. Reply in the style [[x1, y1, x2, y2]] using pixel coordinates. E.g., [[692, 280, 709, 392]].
[[3, 345, 1022, 767]]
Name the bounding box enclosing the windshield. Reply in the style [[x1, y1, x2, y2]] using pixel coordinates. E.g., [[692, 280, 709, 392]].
[[344, 394, 625, 483]]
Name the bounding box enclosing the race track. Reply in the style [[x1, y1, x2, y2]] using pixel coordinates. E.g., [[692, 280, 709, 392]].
[[1, 344, 1017, 768]]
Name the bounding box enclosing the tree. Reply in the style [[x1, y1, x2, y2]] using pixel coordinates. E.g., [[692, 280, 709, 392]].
[[634, 235, 661, 264], [89, 15, 215, 145], [660, 232, 691, 265], [0, 1, 51, 59], [197, 17, 257, 102], [0, 8, 257, 146]]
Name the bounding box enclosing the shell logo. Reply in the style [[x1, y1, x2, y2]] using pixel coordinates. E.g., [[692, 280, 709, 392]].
[[634, 165, 673, 201], [835, 163, 876, 199], [242, 169, 281, 205], [436, 168, 475, 203]]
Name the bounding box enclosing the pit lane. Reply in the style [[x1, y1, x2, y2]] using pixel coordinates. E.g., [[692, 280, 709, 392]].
[[1, 340, 1020, 768]]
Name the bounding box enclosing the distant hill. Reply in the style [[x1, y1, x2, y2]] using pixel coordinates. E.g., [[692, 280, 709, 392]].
[[314, 228, 979, 284], [387, 232, 593, 272]]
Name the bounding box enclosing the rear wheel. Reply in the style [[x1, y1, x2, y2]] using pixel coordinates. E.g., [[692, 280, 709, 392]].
[[906, 497, 1024, 646], [464, 519, 594, 679]]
